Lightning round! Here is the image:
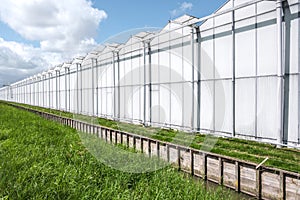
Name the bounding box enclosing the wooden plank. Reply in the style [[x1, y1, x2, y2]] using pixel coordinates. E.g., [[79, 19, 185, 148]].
[[159, 144, 168, 162], [223, 161, 236, 189], [180, 149, 191, 173], [261, 172, 280, 199], [150, 141, 157, 157], [135, 137, 141, 152], [129, 136, 134, 148], [207, 157, 220, 183], [285, 176, 300, 200], [240, 166, 256, 196], [169, 146, 178, 165], [193, 152, 202, 177]]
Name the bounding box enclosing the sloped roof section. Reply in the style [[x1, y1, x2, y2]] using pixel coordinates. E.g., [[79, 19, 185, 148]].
[[170, 14, 199, 25]]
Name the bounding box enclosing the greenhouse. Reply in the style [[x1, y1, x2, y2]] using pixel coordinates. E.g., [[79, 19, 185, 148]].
[[1, 0, 300, 147]]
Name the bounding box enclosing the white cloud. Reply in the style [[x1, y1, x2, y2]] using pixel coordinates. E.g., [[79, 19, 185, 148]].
[[170, 2, 193, 18], [0, 38, 64, 86], [0, 0, 107, 52], [0, 0, 107, 85]]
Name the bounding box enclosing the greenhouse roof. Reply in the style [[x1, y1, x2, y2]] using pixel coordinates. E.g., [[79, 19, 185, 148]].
[[170, 14, 199, 25]]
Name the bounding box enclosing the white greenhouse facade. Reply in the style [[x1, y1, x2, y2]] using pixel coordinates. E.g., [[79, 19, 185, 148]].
[[1, 0, 300, 147]]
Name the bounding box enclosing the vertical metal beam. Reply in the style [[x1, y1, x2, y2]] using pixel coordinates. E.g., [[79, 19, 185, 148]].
[[181, 27, 185, 129], [56, 71, 58, 110], [148, 42, 152, 125], [32, 78, 35, 105], [55, 71, 58, 109], [92, 58, 95, 116], [43, 76, 45, 107], [191, 26, 195, 131], [131, 40, 134, 123], [112, 52, 116, 119], [68, 68, 71, 112], [298, 1, 300, 145], [65, 68, 68, 112], [232, 1, 236, 137], [212, 17, 216, 133], [197, 26, 201, 132], [117, 52, 120, 120], [96, 59, 99, 117], [276, 0, 284, 146], [169, 23, 172, 128], [37, 78, 39, 106], [76, 63, 80, 113], [48, 74, 51, 108], [143, 41, 147, 126], [80, 64, 83, 114], [34, 78, 36, 105], [255, 3, 258, 139]]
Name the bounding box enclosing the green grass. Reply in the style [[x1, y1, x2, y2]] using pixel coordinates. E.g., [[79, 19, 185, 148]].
[[6, 101, 300, 173], [0, 103, 235, 199]]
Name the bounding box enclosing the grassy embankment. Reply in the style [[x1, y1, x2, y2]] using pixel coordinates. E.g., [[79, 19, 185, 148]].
[[0, 102, 235, 199], [6, 101, 300, 173]]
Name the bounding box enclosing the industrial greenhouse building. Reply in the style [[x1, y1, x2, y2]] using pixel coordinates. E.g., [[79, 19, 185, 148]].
[[1, 0, 300, 148]]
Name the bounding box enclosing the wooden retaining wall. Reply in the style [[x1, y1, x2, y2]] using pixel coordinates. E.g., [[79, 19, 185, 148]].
[[11, 104, 300, 200]]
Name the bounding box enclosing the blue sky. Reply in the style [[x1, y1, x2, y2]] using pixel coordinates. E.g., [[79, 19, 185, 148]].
[[0, 0, 227, 86], [92, 0, 227, 43]]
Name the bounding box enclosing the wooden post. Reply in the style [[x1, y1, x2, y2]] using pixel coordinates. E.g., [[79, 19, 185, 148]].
[[121, 132, 123, 145], [280, 171, 286, 200], [110, 130, 112, 143], [115, 131, 118, 144], [167, 144, 170, 162], [141, 138, 143, 153], [203, 153, 207, 180], [148, 140, 151, 157], [219, 157, 223, 185], [156, 141, 160, 158], [178, 147, 181, 171], [256, 168, 262, 199], [191, 150, 194, 176], [127, 134, 129, 148], [235, 161, 240, 192], [133, 136, 136, 150]]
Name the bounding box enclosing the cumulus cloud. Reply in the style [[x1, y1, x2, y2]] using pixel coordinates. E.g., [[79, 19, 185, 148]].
[[0, 0, 107, 85], [170, 2, 193, 18], [0, 0, 107, 52], [0, 38, 60, 86]]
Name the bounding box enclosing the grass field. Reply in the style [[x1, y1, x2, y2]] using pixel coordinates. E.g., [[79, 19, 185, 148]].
[[6, 102, 300, 173], [0, 103, 238, 199]]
